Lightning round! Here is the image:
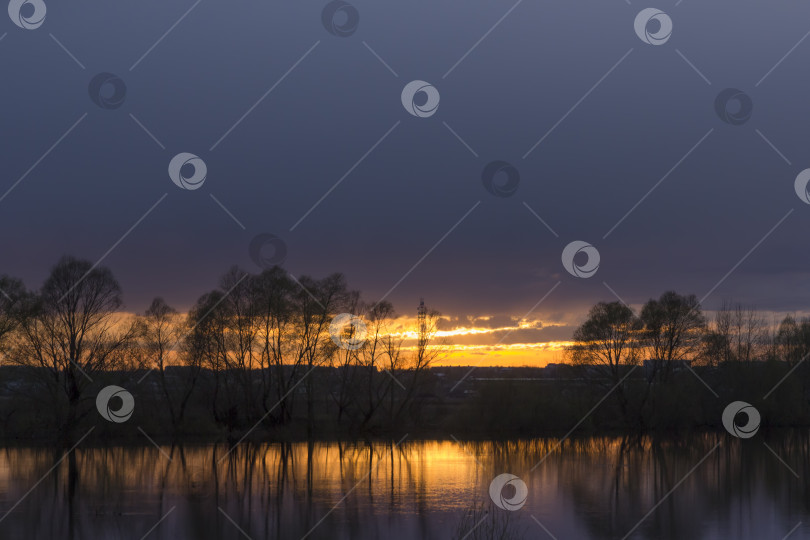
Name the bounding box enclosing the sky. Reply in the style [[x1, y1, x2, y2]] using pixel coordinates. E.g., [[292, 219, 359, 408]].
[[3, 1, 810, 366]]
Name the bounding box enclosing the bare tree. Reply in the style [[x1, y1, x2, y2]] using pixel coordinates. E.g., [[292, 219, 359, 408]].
[[140, 297, 199, 433], [394, 302, 445, 424], [8, 256, 137, 441], [568, 301, 640, 416], [356, 300, 397, 430], [0, 276, 26, 349], [640, 291, 705, 380], [705, 301, 767, 364]]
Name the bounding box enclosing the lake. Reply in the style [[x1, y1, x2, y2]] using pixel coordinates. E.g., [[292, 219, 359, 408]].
[[0, 433, 806, 539]]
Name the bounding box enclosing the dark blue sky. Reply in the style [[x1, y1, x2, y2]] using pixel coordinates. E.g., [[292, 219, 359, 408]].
[[2, 0, 810, 328]]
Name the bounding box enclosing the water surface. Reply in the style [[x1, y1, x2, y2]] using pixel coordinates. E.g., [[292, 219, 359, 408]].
[[0, 433, 807, 539]]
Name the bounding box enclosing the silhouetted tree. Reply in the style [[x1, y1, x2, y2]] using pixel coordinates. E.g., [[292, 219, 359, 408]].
[[140, 297, 200, 433], [568, 301, 640, 417], [7, 256, 137, 441], [0, 275, 26, 347], [640, 291, 705, 380]]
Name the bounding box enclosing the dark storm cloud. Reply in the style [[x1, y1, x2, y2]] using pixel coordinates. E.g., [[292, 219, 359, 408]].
[[2, 0, 810, 328]]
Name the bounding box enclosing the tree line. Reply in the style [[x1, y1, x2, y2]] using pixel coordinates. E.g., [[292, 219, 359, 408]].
[[1, 258, 809, 443], [438, 292, 810, 436], [0, 256, 444, 443]]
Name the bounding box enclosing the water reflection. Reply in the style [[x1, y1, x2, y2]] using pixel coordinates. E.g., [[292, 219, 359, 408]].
[[0, 433, 807, 539]]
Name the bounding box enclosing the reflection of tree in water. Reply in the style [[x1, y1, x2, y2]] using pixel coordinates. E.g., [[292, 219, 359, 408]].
[[0, 436, 808, 538], [452, 500, 524, 540], [553, 433, 809, 539]]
